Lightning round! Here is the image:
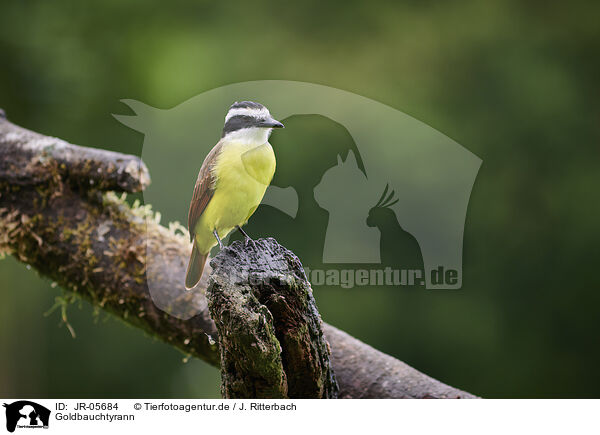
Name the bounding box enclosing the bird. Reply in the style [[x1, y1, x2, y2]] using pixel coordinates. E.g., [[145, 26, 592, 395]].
[[185, 101, 284, 289]]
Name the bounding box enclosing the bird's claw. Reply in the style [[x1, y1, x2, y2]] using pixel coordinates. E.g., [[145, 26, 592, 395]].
[[237, 226, 254, 247], [213, 229, 224, 250]]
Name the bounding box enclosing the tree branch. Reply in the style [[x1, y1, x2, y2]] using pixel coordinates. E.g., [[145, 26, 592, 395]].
[[0, 114, 477, 399], [0, 112, 149, 193]]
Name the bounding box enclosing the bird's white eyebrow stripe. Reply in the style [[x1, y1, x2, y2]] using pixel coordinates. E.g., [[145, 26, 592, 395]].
[[225, 107, 270, 123]]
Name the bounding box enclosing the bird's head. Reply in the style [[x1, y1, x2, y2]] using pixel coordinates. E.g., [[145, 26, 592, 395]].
[[222, 101, 284, 144], [366, 183, 399, 228]]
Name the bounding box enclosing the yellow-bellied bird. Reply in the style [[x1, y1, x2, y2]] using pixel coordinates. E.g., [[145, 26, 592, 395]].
[[185, 101, 284, 289]]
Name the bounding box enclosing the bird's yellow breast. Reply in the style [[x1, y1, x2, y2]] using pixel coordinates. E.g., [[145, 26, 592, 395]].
[[193, 141, 276, 253], [215, 141, 276, 188]]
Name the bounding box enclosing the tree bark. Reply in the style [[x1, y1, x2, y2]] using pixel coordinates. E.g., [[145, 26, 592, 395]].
[[0, 113, 477, 399], [207, 238, 338, 398]]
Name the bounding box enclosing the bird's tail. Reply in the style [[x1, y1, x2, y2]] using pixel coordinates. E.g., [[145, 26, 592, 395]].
[[185, 239, 208, 290]]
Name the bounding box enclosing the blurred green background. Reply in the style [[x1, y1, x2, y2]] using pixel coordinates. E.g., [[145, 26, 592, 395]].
[[1, 0, 599, 398]]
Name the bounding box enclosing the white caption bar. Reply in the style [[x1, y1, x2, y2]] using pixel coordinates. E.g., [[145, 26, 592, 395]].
[[1, 399, 598, 434]]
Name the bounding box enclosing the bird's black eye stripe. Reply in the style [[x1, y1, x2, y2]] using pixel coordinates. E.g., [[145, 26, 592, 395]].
[[222, 115, 259, 136]]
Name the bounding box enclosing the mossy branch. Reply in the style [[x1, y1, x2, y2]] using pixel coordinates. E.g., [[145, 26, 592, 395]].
[[0, 112, 149, 193], [0, 113, 477, 399]]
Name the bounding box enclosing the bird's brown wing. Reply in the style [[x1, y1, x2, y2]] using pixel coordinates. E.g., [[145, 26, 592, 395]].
[[187, 141, 223, 242]]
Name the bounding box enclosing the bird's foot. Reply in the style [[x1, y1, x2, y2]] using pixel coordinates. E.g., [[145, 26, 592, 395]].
[[213, 230, 224, 249], [236, 226, 254, 247]]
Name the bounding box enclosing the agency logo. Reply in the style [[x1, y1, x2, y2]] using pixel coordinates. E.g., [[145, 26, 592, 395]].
[[3, 401, 50, 432], [114, 80, 481, 319]]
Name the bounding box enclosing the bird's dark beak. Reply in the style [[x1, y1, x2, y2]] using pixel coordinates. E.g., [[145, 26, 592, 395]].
[[260, 117, 284, 129]]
